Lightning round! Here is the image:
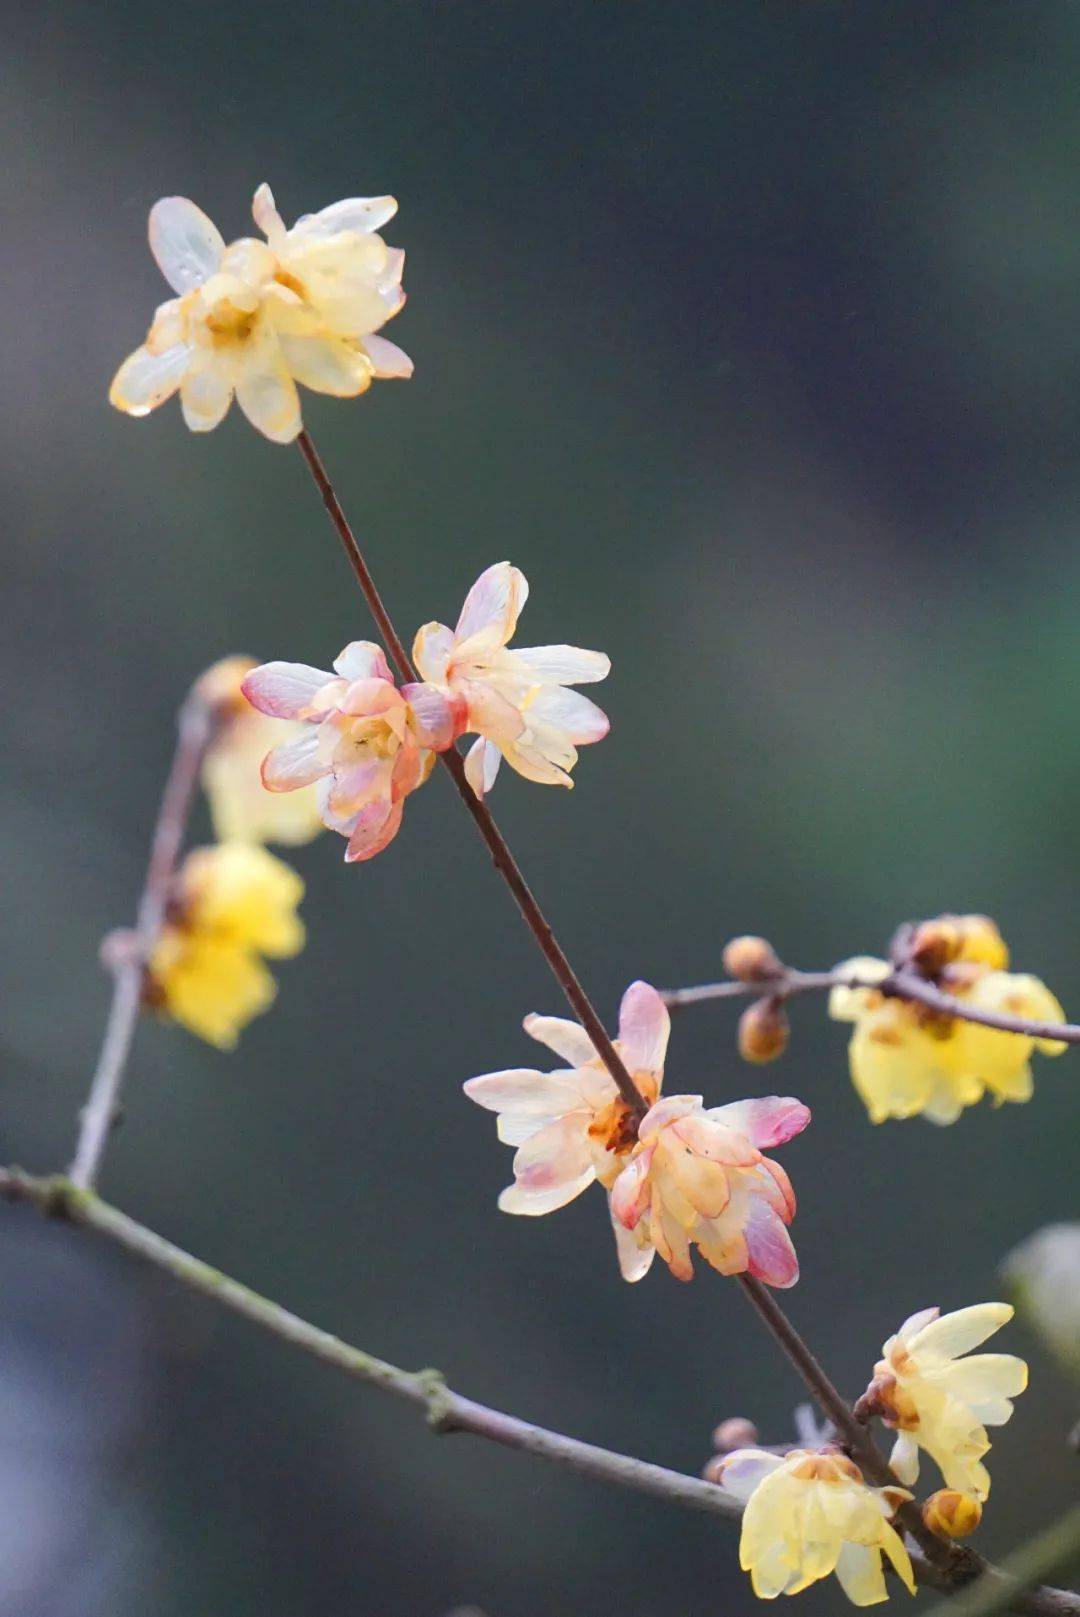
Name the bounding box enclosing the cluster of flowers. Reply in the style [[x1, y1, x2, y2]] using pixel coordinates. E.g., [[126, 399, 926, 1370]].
[[110, 184, 1065, 1610], [829, 913, 1065, 1125], [712, 1302, 1026, 1605]]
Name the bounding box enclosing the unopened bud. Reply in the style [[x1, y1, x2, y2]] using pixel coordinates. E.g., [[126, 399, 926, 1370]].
[[923, 1489, 982, 1539], [712, 1416, 759, 1452], [723, 935, 784, 984], [738, 998, 790, 1064]]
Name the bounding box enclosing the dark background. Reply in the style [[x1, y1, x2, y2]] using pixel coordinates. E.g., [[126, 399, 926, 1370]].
[[3, 4, 1079, 1613]]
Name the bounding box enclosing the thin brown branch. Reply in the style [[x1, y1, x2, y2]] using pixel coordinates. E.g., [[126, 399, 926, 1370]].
[[294, 428, 646, 1119], [69, 692, 216, 1189], [1, 1168, 1075, 1617], [662, 966, 1080, 1046]]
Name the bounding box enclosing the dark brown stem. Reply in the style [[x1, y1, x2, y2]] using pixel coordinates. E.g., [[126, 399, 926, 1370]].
[[663, 966, 1080, 1047], [295, 429, 646, 1119], [69, 693, 215, 1189]]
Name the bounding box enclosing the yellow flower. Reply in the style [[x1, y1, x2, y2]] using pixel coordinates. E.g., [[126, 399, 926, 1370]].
[[196, 658, 323, 847], [110, 185, 411, 442], [148, 843, 305, 1048], [868, 1303, 1027, 1500], [714, 1447, 914, 1606], [829, 915, 1066, 1124]]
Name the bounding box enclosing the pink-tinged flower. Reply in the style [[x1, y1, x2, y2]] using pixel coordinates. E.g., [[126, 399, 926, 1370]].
[[242, 642, 445, 862], [110, 185, 410, 442], [410, 561, 609, 796], [464, 981, 669, 1281], [611, 1095, 810, 1285]]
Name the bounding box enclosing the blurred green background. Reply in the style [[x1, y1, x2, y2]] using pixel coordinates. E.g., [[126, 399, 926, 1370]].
[[3, 3, 1079, 1613]]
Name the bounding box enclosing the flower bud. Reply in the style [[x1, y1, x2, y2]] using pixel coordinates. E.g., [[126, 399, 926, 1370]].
[[712, 1416, 759, 1452], [738, 997, 790, 1063], [907, 918, 963, 977], [193, 655, 258, 720], [723, 934, 784, 983], [923, 1489, 982, 1539]]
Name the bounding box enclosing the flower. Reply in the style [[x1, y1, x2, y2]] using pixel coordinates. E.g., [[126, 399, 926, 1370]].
[[829, 915, 1066, 1125], [464, 981, 669, 1281], [196, 657, 323, 847], [866, 1302, 1027, 1500], [714, 1447, 914, 1606], [242, 642, 441, 862], [147, 843, 305, 1048], [610, 1094, 810, 1285], [411, 561, 610, 796], [110, 184, 411, 442], [922, 1490, 982, 1539]]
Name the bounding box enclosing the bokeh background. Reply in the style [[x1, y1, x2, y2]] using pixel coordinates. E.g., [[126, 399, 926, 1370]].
[[3, 3, 1080, 1613]]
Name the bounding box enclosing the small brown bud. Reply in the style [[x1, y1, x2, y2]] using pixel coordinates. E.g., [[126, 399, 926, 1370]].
[[722, 934, 784, 984], [738, 997, 790, 1064], [907, 918, 963, 977], [712, 1416, 759, 1452], [922, 1489, 982, 1539]]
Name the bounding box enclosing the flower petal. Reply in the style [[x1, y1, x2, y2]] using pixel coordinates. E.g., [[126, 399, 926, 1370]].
[[109, 343, 191, 416], [235, 335, 303, 443], [362, 334, 414, 378], [412, 621, 454, 685], [333, 642, 391, 683], [278, 333, 372, 396], [454, 562, 529, 649], [242, 662, 335, 720], [344, 796, 403, 863], [403, 682, 461, 751], [834, 1542, 887, 1607], [511, 646, 611, 684], [180, 365, 232, 432], [262, 728, 332, 791], [616, 981, 670, 1077], [522, 1013, 597, 1068], [610, 1197, 656, 1282], [464, 736, 502, 797], [463, 1069, 586, 1117], [713, 1448, 785, 1503], [497, 1172, 594, 1216], [148, 197, 225, 293], [521, 683, 609, 744], [251, 182, 286, 244], [707, 1096, 811, 1150], [297, 196, 399, 236], [907, 1303, 1013, 1363], [744, 1202, 800, 1288]]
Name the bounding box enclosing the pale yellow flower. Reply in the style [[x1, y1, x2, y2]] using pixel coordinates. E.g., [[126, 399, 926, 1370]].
[[829, 916, 1066, 1124], [148, 843, 304, 1048], [110, 185, 410, 442], [868, 1303, 1027, 1500], [412, 561, 610, 796], [714, 1447, 914, 1606], [196, 657, 323, 847]]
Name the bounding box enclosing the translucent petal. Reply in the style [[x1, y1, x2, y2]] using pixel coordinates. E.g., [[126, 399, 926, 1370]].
[[511, 645, 610, 684], [522, 1013, 597, 1068], [463, 736, 502, 798], [180, 365, 232, 432], [616, 981, 669, 1077], [109, 342, 191, 416], [908, 1303, 1013, 1363], [242, 662, 335, 720], [454, 561, 529, 649], [148, 196, 225, 292], [362, 334, 414, 378]]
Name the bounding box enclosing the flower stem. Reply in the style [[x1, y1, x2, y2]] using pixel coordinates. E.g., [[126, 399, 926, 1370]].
[[663, 966, 1080, 1046], [69, 692, 215, 1189], [294, 429, 647, 1119]]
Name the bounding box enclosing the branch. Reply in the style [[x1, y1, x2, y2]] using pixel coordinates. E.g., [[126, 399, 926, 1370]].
[[69, 691, 216, 1189], [0, 1167, 1074, 1615], [294, 429, 646, 1120], [926, 1505, 1080, 1617], [662, 966, 1080, 1047]]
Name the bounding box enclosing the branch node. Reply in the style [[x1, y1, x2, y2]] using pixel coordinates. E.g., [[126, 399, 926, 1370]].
[[417, 1368, 457, 1433]]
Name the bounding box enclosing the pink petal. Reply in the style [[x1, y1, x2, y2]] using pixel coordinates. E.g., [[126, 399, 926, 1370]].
[[242, 661, 335, 720], [511, 1114, 593, 1192], [522, 1014, 597, 1068], [497, 1172, 594, 1216], [670, 1114, 760, 1167], [712, 1449, 786, 1504], [343, 797, 402, 863], [340, 677, 398, 718], [610, 1143, 656, 1229], [616, 981, 670, 1077], [454, 562, 529, 649], [333, 642, 391, 682], [755, 1157, 796, 1223], [638, 1095, 703, 1141], [707, 1097, 811, 1151], [744, 1203, 800, 1288], [327, 759, 385, 818], [403, 682, 464, 751]]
